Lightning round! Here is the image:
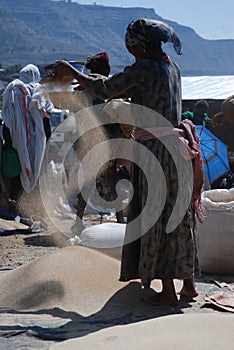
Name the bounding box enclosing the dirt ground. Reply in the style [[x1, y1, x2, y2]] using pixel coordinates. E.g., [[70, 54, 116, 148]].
[[0, 206, 124, 350], [0, 212, 118, 270], [0, 219, 62, 271], [0, 206, 234, 350]]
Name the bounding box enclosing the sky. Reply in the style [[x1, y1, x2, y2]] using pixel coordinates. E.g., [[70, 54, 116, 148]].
[[75, 0, 234, 40]]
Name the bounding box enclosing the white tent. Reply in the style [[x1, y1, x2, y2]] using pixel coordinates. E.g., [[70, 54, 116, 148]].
[[182, 75, 234, 100]]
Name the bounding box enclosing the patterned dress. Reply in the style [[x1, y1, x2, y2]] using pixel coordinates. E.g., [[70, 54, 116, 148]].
[[86, 57, 200, 288]]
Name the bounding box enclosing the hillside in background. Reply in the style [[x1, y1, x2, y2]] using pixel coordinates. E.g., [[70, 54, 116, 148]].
[[1, 0, 234, 75]]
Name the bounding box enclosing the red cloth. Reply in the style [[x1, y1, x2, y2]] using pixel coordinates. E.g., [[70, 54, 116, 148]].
[[85, 52, 110, 76], [134, 119, 205, 223], [178, 120, 206, 224]]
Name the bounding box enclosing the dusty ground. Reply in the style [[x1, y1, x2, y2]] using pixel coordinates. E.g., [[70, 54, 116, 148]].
[[0, 219, 63, 271], [0, 212, 117, 270], [0, 208, 122, 350], [0, 211, 234, 350]]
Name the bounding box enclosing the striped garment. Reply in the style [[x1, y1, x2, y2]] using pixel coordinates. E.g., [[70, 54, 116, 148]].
[[86, 56, 200, 287]]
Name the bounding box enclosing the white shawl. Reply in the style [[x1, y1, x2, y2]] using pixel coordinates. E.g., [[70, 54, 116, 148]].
[[2, 65, 53, 193]]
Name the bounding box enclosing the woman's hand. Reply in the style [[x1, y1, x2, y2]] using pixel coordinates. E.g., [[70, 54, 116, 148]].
[[44, 60, 77, 82], [43, 60, 89, 89]]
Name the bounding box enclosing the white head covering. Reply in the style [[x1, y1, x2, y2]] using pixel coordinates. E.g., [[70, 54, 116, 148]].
[[19, 64, 41, 93]]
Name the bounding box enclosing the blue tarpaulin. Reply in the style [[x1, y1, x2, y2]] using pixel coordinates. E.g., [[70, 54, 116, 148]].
[[196, 125, 230, 184]]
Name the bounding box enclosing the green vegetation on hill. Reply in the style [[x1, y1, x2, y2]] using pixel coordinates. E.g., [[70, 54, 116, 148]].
[[0, 64, 22, 84]]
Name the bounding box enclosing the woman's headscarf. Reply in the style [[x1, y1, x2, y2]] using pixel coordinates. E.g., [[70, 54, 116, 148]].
[[85, 52, 110, 76], [19, 64, 41, 93], [125, 18, 182, 55]]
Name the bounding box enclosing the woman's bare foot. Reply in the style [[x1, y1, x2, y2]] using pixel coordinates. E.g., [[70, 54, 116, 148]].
[[145, 292, 178, 306], [179, 278, 198, 298], [179, 286, 198, 298]]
